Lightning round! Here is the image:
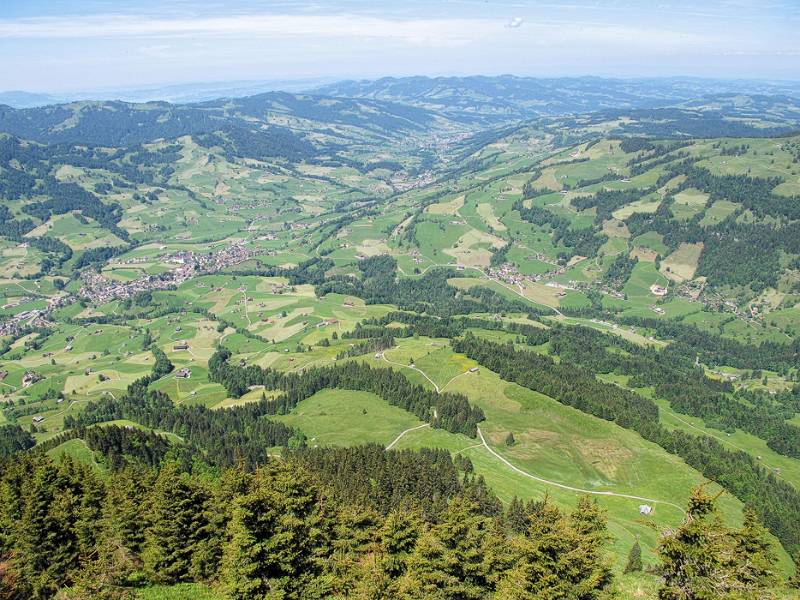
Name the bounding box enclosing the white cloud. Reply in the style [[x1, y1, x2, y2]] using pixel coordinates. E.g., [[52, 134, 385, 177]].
[[0, 11, 725, 52], [0, 13, 503, 47]]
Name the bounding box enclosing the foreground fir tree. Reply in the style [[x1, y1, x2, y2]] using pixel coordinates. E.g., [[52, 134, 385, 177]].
[[141, 463, 211, 584], [2, 455, 101, 599], [494, 496, 612, 599], [657, 487, 778, 599], [220, 462, 331, 599], [397, 497, 502, 599]]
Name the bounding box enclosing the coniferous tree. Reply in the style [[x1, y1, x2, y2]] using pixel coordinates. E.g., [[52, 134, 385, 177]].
[[623, 538, 643, 574], [379, 505, 424, 578], [12, 455, 94, 598], [730, 508, 778, 590], [220, 463, 330, 599], [657, 487, 779, 599], [103, 464, 155, 556], [399, 497, 500, 599], [141, 464, 211, 584], [59, 537, 138, 600], [495, 496, 612, 599], [506, 496, 528, 534]]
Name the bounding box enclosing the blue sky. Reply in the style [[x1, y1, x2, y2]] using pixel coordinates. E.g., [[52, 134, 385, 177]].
[[0, 0, 798, 92]]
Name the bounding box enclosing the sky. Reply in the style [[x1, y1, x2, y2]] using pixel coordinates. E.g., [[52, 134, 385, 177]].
[[0, 0, 798, 92]]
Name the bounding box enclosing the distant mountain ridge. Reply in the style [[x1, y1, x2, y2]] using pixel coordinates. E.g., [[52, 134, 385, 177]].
[[311, 75, 800, 123], [0, 78, 338, 108]]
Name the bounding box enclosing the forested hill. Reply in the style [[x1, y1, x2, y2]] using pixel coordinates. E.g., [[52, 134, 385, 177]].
[[312, 75, 800, 123], [0, 91, 445, 148]]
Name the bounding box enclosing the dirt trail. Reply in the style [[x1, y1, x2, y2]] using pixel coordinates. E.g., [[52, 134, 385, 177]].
[[477, 427, 685, 514], [386, 423, 430, 450]]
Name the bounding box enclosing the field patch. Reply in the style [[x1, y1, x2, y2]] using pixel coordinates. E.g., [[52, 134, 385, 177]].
[[355, 239, 391, 257], [602, 219, 630, 238], [425, 195, 465, 215], [660, 242, 703, 281], [272, 388, 422, 447], [612, 197, 661, 220], [476, 202, 507, 232], [699, 200, 739, 226], [670, 188, 709, 221], [443, 228, 505, 268]]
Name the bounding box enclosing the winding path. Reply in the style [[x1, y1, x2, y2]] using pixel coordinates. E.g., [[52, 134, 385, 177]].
[[476, 427, 685, 515], [386, 423, 430, 450], [381, 354, 441, 392], [439, 370, 471, 393], [381, 347, 686, 516]]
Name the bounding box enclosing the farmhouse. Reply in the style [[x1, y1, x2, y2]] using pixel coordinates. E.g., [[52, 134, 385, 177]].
[[22, 371, 41, 387], [649, 284, 668, 297], [0, 370, 7, 381], [639, 504, 653, 516], [173, 342, 190, 350], [175, 368, 191, 379], [32, 416, 44, 424]]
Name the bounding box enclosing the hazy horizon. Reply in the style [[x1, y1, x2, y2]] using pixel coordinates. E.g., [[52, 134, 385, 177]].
[[1, 0, 798, 93]]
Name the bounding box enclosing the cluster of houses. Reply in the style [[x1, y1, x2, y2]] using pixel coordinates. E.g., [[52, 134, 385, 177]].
[[78, 242, 261, 305], [0, 295, 68, 337], [488, 253, 577, 291]]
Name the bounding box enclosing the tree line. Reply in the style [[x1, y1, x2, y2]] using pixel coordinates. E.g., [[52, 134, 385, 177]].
[[208, 347, 485, 437]]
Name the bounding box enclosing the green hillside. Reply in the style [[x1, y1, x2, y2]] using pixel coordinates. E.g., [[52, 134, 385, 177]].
[[2, 81, 800, 598]]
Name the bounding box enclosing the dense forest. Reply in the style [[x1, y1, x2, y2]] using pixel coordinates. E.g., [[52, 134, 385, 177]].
[[0, 444, 782, 599]]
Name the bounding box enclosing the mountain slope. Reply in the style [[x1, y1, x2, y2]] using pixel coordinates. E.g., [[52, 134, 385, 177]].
[[0, 91, 450, 148]]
